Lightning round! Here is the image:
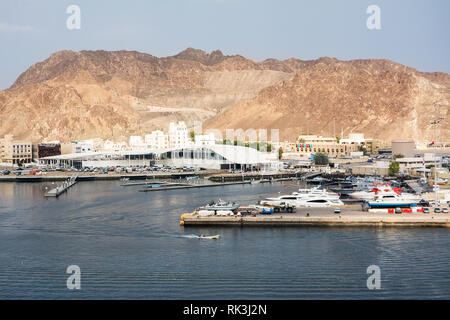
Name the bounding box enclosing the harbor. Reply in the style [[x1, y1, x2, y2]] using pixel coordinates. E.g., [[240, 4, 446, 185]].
[[179, 175, 450, 228]]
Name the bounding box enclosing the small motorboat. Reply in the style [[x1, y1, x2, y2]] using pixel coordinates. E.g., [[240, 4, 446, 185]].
[[197, 234, 220, 240], [204, 199, 239, 211]]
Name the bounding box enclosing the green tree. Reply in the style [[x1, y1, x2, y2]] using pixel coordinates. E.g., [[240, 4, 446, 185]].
[[393, 153, 404, 160], [189, 131, 195, 142], [278, 148, 283, 160], [314, 153, 329, 165], [388, 161, 400, 176], [358, 145, 369, 156]]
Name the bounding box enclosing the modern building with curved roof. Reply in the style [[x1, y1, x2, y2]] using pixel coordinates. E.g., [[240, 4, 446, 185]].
[[38, 144, 280, 170]]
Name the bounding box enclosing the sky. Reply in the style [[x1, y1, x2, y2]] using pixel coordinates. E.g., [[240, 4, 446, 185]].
[[0, 0, 449, 90]]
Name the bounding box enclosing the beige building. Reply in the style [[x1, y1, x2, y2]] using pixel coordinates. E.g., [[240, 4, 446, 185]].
[[0, 135, 32, 165], [364, 139, 388, 154], [392, 140, 416, 158], [295, 135, 360, 158]]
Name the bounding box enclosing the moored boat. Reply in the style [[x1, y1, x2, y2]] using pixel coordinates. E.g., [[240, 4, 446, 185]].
[[204, 199, 240, 211]]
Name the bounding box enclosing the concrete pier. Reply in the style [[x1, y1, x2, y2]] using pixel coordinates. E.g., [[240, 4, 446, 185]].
[[44, 174, 78, 197], [139, 180, 252, 192], [181, 207, 450, 228]]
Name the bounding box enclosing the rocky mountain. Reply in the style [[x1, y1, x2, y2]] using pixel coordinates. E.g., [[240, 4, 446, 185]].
[[0, 48, 448, 144], [206, 59, 450, 143]]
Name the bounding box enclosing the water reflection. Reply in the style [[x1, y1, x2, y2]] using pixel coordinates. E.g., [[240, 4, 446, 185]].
[[0, 181, 449, 299]]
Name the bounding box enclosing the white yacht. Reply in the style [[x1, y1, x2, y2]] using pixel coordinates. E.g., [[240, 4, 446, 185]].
[[367, 193, 421, 208], [293, 186, 340, 199], [349, 184, 422, 202], [265, 187, 344, 207], [296, 197, 344, 207]]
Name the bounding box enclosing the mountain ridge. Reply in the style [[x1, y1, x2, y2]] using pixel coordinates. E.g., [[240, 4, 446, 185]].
[[1, 48, 448, 143]]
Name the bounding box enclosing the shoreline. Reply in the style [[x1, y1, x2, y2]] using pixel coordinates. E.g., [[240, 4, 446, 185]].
[[0, 171, 219, 182]]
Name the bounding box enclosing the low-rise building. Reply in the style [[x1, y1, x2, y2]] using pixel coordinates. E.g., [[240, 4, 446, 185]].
[[129, 136, 145, 150], [103, 140, 128, 152], [295, 135, 360, 158], [38, 142, 61, 158], [392, 140, 416, 158], [39, 145, 280, 171], [0, 134, 32, 165], [145, 130, 169, 149], [194, 133, 215, 147]]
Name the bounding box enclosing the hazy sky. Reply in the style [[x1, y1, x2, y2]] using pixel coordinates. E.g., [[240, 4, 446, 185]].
[[0, 0, 449, 90]]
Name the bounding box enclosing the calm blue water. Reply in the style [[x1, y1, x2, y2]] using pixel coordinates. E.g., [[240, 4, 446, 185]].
[[0, 180, 449, 299]]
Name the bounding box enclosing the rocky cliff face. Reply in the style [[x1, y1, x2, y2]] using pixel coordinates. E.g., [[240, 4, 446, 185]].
[[0, 48, 448, 143], [206, 59, 450, 142]]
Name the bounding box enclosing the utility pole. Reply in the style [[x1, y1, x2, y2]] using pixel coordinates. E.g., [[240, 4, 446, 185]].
[[431, 118, 443, 206]]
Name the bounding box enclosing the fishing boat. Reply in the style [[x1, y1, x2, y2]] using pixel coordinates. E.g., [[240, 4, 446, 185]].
[[204, 199, 240, 211]]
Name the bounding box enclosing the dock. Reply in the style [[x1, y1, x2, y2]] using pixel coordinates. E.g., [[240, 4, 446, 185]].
[[138, 177, 301, 192], [180, 207, 450, 228], [44, 174, 78, 197], [139, 180, 252, 192], [208, 172, 303, 182]]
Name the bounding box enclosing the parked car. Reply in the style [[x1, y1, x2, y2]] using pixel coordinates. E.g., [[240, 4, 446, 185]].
[[423, 207, 430, 213], [334, 207, 341, 214], [442, 207, 449, 214], [434, 207, 441, 213], [418, 200, 430, 207], [395, 207, 402, 214]]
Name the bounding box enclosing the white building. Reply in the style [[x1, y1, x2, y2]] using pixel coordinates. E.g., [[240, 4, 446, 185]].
[[103, 140, 128, 152], [194, 133, 215, 147], [39, 145, 280, 171], [71, 139, 103, 153], [72, 140, 93, 153], [129, 136, 146, 150], [169, 121, 189, 148], [340, 133, 366, 144], [145, 130, 169, 150]]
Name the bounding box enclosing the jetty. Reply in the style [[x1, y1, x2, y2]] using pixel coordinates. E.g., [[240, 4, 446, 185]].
[[139, 180, 252, 192], [138, 176, 303, 192], [44, 174, 78, 197], [180, 207, 450, 228]]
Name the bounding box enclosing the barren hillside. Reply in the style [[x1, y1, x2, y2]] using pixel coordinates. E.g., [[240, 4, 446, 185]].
[[0, 48, 448, 143]]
